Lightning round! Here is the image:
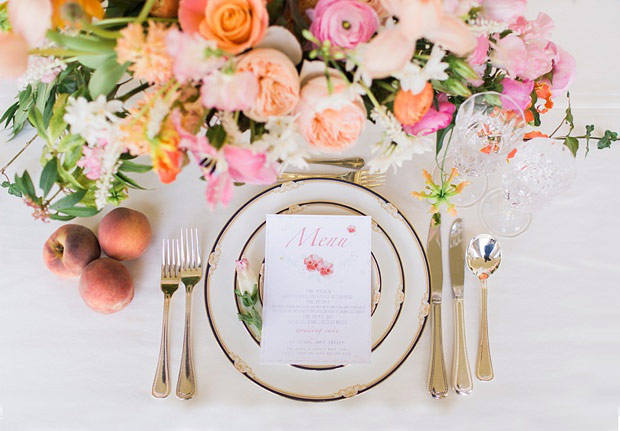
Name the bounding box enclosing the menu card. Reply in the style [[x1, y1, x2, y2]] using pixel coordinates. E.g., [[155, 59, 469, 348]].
[[261, 214, 371, 365]]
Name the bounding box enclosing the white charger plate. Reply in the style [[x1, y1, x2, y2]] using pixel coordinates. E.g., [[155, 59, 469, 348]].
[[204, 179, 430, 401]]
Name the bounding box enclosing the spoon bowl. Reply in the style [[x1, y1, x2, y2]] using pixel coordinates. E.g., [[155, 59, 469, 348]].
[[466, 234, 502, 381]]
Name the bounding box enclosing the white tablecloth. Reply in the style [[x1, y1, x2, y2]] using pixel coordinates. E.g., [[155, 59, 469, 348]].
[[1, 1, 619, 430]]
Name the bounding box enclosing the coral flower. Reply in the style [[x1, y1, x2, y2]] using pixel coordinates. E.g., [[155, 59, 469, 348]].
[[51, 0, 104, 28], [404, 93, 455, 136], [179, 0, 268, 54], [151, 118, 183, 184], [0, 33, 29, 78], [393, 83, 434, 126]]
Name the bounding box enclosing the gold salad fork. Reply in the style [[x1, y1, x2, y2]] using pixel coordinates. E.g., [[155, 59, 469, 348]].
[[277, 170, 386, 188], [152, 239, 180, 398], [176, 228, 203, 400]]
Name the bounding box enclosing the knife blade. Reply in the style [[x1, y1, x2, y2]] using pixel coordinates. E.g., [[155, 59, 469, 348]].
[[426, 214, 448, 399], [449, 218, 473, 395]]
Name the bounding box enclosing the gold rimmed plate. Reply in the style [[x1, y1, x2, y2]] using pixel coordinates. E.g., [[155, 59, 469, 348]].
[[204, 179, 430, 401]]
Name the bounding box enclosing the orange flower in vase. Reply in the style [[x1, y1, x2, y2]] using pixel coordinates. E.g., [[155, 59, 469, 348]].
[[51, 0, 104, 27], [393, 82, 434, 126]]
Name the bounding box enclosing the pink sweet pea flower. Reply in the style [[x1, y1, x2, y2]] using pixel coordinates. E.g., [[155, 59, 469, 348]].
[[510, 13, 554, 41], [520, 39, 555, 81], [165, 29, 226, 83], [200, 70, 258, 111], [548, 43, 576, 95], [77, 144, 104, 180], [480, 0, 526, 24], [468, 35, 489, 66], [490, 34, 527, 78], [403, 94, 455, 136], [308, 0, 379, 49], [501, 77, 534, 112], [222, 145, 278, 185]]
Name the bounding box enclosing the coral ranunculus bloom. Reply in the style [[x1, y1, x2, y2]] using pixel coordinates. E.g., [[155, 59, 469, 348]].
[[51, 0, 104, 28], [393, 83, 434, 126]]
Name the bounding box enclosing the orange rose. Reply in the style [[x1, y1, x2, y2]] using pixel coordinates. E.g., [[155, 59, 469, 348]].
[[393, 83, 433, 126], [236, 48, 300, 122], [179, 0, 268, 55], [51, 0, 104, 28]]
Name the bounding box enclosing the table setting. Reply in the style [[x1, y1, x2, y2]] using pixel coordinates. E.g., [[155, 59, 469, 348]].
[[1, 0, 620, 430]]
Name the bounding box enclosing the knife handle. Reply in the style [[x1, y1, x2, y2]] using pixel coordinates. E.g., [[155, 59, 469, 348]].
[[428, 302, 449, 399], [452, 298, 473, 394]]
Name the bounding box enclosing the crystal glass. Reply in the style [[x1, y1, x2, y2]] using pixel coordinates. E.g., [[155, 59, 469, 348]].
[[480, 138, 577, 238], [431, 155, 487, 208]]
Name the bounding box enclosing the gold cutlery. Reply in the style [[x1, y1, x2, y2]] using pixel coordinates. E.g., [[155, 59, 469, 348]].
[[176, 228, 203, 399], [466, 234, 502, 381], [277, 170, 386, 188], [305, 157, 365, 170], [426, 214, 449, 399], [449, 219, 473, 395], [152, 239, 180, 398]]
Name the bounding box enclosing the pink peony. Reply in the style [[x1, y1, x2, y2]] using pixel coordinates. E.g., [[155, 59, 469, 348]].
[[165, 29, 226, 83], [403, 94, 455, 136], [236, 48, 300, 122], [0, 33, 29, 78], [548, 43, 576, 95], [308, 0, 379, 49], [501, 77, 534, 112], [200, 70, 258, 111], [480, 0, 526, 23], [490, 34, 527, 78], [295, 74, 366, 153], [361, 28, 413, 79]]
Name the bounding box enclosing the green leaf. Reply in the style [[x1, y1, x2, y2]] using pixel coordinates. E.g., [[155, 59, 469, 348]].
[[50, 189, 87, 210], [0, 101, 19, 127], [113, 172, 147, 190], [49, 213, 76, 221], [584, 124, 595, 156], [46, 30, 116, 53], [119, 160, 152, 173], [57, 163, 85, 190], [48, 93, 69, 141], [435, 124, 453, 155], [563, 137, 579, 157], [598, 130, 618, 150], [58, 206, 100, 217], [88, 58, 129, 98], [57, 134, 84, 153], [77, 53, 115, 70], [63, 144, 83, 171], [28, 108, 48, 142], [206, 124, 227, 149], [39, 158, 58, 197]]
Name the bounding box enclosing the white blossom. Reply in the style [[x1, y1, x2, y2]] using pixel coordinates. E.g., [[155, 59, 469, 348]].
[[146, 99, 170, 140], [252, 115, 309, 170], [93, 127, 123, 210], [368, 108, 432, 173], [395, 46, 449, 95], [17, 56, 66, 90], [467, 16, 508, 35], [64, 95, 123, 146]]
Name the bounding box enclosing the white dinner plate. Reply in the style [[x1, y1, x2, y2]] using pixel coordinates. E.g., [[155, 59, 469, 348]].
[[204, 179, 430, 401]]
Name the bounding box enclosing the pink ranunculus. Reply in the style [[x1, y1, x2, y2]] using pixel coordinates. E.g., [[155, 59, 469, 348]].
[[295, 74, 366, 153], [0, 33, 29, 78], [548, 43, 576, 95], [490, 34, 527, 78], [222, 145, 278, 185], [468, 35, 489, 66], [8, 0, 51, 47], [519, 38, 555, 81], [361, 28, 414, 79], [403, 94, 455, 136], [308, 0, 379, 49], [200, 70, 258, 111], [510, 12, 554, 41], [480, 0, 526, 23], [501, 77, 534, 112], [165, 29, 226, 83], [236, 48, 300, 122]]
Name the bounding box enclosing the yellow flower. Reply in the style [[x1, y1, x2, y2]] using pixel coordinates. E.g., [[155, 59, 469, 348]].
[[410, 167, 469, 216]]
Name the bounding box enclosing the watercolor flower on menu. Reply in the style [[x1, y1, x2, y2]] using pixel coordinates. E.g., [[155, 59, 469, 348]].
[[236, 48, 300, 122], [304, 254, 323, 271], [308, 0, 379, 50], [178, 0, 268, 54], [295, 74, 366, 153], [317, 261, 334, 276]]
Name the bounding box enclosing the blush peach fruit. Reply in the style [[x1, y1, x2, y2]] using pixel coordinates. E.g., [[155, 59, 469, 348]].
[[97, 207, 152, 261], [79, 258, 134, 314], [42, 224, 101, 278]]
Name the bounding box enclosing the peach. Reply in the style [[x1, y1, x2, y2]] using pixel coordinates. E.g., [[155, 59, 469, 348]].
[[79, 258, 134, 314], [98, 207, 152, 261], [42, 224, 101, 278]]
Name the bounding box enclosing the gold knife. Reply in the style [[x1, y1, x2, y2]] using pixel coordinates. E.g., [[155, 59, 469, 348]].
[[449, 219, 473, 395], [426, 214, 448, 399]]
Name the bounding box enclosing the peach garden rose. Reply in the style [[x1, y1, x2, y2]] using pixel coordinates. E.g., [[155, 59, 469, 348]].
[[236, 48, 300, 122], [179, 0, 268, 55], [295, 74, 366, 153]]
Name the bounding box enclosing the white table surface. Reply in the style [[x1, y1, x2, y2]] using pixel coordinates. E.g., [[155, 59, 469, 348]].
[[1, 1, 620, 430]]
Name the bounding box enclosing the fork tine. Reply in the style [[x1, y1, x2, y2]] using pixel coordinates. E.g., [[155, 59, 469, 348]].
[[190, 228, 196, 269], [175, 239, 181, 277], [161, 239, 165, 268], [194, 228, 201, 267], [180, 229, 186, 270]]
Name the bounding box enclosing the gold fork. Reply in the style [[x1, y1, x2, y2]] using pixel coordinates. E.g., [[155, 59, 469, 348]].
[[277, 170, 386, 188], [152, 239, 180, 398], [176, 228, 203, 400]]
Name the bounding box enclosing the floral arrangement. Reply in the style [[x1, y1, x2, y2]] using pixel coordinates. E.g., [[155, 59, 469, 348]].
[[0, 0, 617, 221]]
